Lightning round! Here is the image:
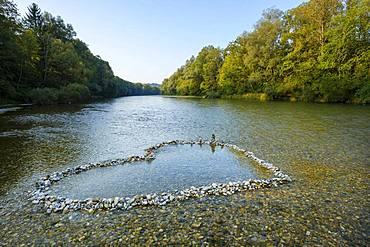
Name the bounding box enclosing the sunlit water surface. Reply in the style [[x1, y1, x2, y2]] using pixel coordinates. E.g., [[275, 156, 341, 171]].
[[0, 96, 369, 245], [50, 145, 270, 199]]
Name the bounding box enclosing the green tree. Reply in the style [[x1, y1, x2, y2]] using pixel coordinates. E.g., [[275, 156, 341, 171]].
[[46, 38, 87, 88], [199, 46, 223, 97], [16, 29, 40, 89], [279, 0, 342, 99], [22, 3, 43, 32], [318, 0, 370, 102], [0, 0, 20, 100]]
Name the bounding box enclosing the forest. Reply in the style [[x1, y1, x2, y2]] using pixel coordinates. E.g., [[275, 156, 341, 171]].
[[161, 0, 370, 104], [0, 1, 160, 105]]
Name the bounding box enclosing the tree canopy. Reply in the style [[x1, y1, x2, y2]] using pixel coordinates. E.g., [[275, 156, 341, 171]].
[[0, 1, 159, 104], [161, 0, 370, 103]]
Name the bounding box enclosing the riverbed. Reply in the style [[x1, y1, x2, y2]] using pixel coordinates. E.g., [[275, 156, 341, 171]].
[[0, 96, 369, 245]]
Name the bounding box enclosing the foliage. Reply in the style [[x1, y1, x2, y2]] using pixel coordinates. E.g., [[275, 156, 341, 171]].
[[161, 0, 370, 104], [59, 83, 90, 103], [28, 87, 59, 105], [161, 46, 223, 97], [0, 1, 159, 104]]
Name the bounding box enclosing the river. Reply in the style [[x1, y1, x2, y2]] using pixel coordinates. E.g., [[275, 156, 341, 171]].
[[0, 96, 369, 245]]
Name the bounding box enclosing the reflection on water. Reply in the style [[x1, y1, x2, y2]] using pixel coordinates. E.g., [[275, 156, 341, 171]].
[[50, 145, 271, 199], [0, 97, 369, 194], [0, 107, 23, 114], [0, 96, 369, 196], [0, 96, 369, 245]]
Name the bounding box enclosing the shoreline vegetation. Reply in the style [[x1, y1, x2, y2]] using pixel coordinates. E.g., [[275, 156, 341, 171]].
[[161, 0, 370, 104], [0, 1, 160, 105]]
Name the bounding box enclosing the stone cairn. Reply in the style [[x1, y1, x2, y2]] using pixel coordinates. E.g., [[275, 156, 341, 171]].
[[29, 137, 292, 214]]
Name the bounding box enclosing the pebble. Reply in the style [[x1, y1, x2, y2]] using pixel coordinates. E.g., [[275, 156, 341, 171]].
[[29, 138, 292, 213], [191, 222, 202, 228]]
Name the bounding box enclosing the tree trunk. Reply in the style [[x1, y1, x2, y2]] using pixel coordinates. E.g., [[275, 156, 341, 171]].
[[17, 61, 24, 90], [320, 22, 325, 55], [43, 35, 50, 83]]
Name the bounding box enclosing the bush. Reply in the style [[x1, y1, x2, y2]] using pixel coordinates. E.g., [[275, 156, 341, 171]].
[[298, 86, 318, 102], [355, 82, 370, 104], [205, 90, 220, 98], [318, 77, 358, 103], [59, 83, 90, 103], [0, 80, 17, 101], [28, 88, 59, 105]]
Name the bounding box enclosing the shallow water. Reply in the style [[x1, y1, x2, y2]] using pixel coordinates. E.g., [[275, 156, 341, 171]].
[[50, 145, 271, 199], [0, 96, 369, 245], [0, 106, 23, 114]]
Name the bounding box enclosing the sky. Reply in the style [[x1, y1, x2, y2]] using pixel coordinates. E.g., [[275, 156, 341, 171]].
[[16, 0, 306, 84]]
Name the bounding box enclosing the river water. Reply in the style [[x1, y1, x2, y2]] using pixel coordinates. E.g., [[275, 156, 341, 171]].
[[0, 96, 369, 245], [49, 145, 272, 199]]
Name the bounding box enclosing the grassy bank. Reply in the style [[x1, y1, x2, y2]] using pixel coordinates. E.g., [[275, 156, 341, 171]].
[[162, 93, 369, 104], [221, 93, 269, 102]]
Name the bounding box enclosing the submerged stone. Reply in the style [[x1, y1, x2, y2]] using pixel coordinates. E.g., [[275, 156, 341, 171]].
[[49, 144, 270, 199], [30, 139, 290, 213]]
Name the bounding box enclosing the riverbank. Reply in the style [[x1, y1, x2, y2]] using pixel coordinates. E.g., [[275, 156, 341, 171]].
[[163, 93, 369, 104], [221, 93, 269, 101], [0, 103, 34, 114], [162, 95, 203, 99], [0, 92, 160, 107]]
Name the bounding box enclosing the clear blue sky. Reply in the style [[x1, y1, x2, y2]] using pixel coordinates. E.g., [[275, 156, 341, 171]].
[[16, 0, 305, 84]]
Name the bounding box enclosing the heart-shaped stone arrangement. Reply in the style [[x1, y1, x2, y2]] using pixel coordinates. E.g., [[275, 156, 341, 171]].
[[29, 138, 292, 213]]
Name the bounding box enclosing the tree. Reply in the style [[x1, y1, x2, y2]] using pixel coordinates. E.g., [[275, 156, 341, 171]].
[[317, 0, 370, 102], [0, 0, 20, 101], [1, 1, 159, 104], [199, 46, 223, 97], [16, 29, 40, 89], [161, 46, 223, 97], [162, 0, 369, 103], [46, 38, 87, 88], [279, 0, 343, 99], [23, 3, 43, 33], [218, 47, 247, 95]]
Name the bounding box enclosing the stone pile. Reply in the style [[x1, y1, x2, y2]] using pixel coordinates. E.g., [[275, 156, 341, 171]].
[[29, 138, 292, 213]]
